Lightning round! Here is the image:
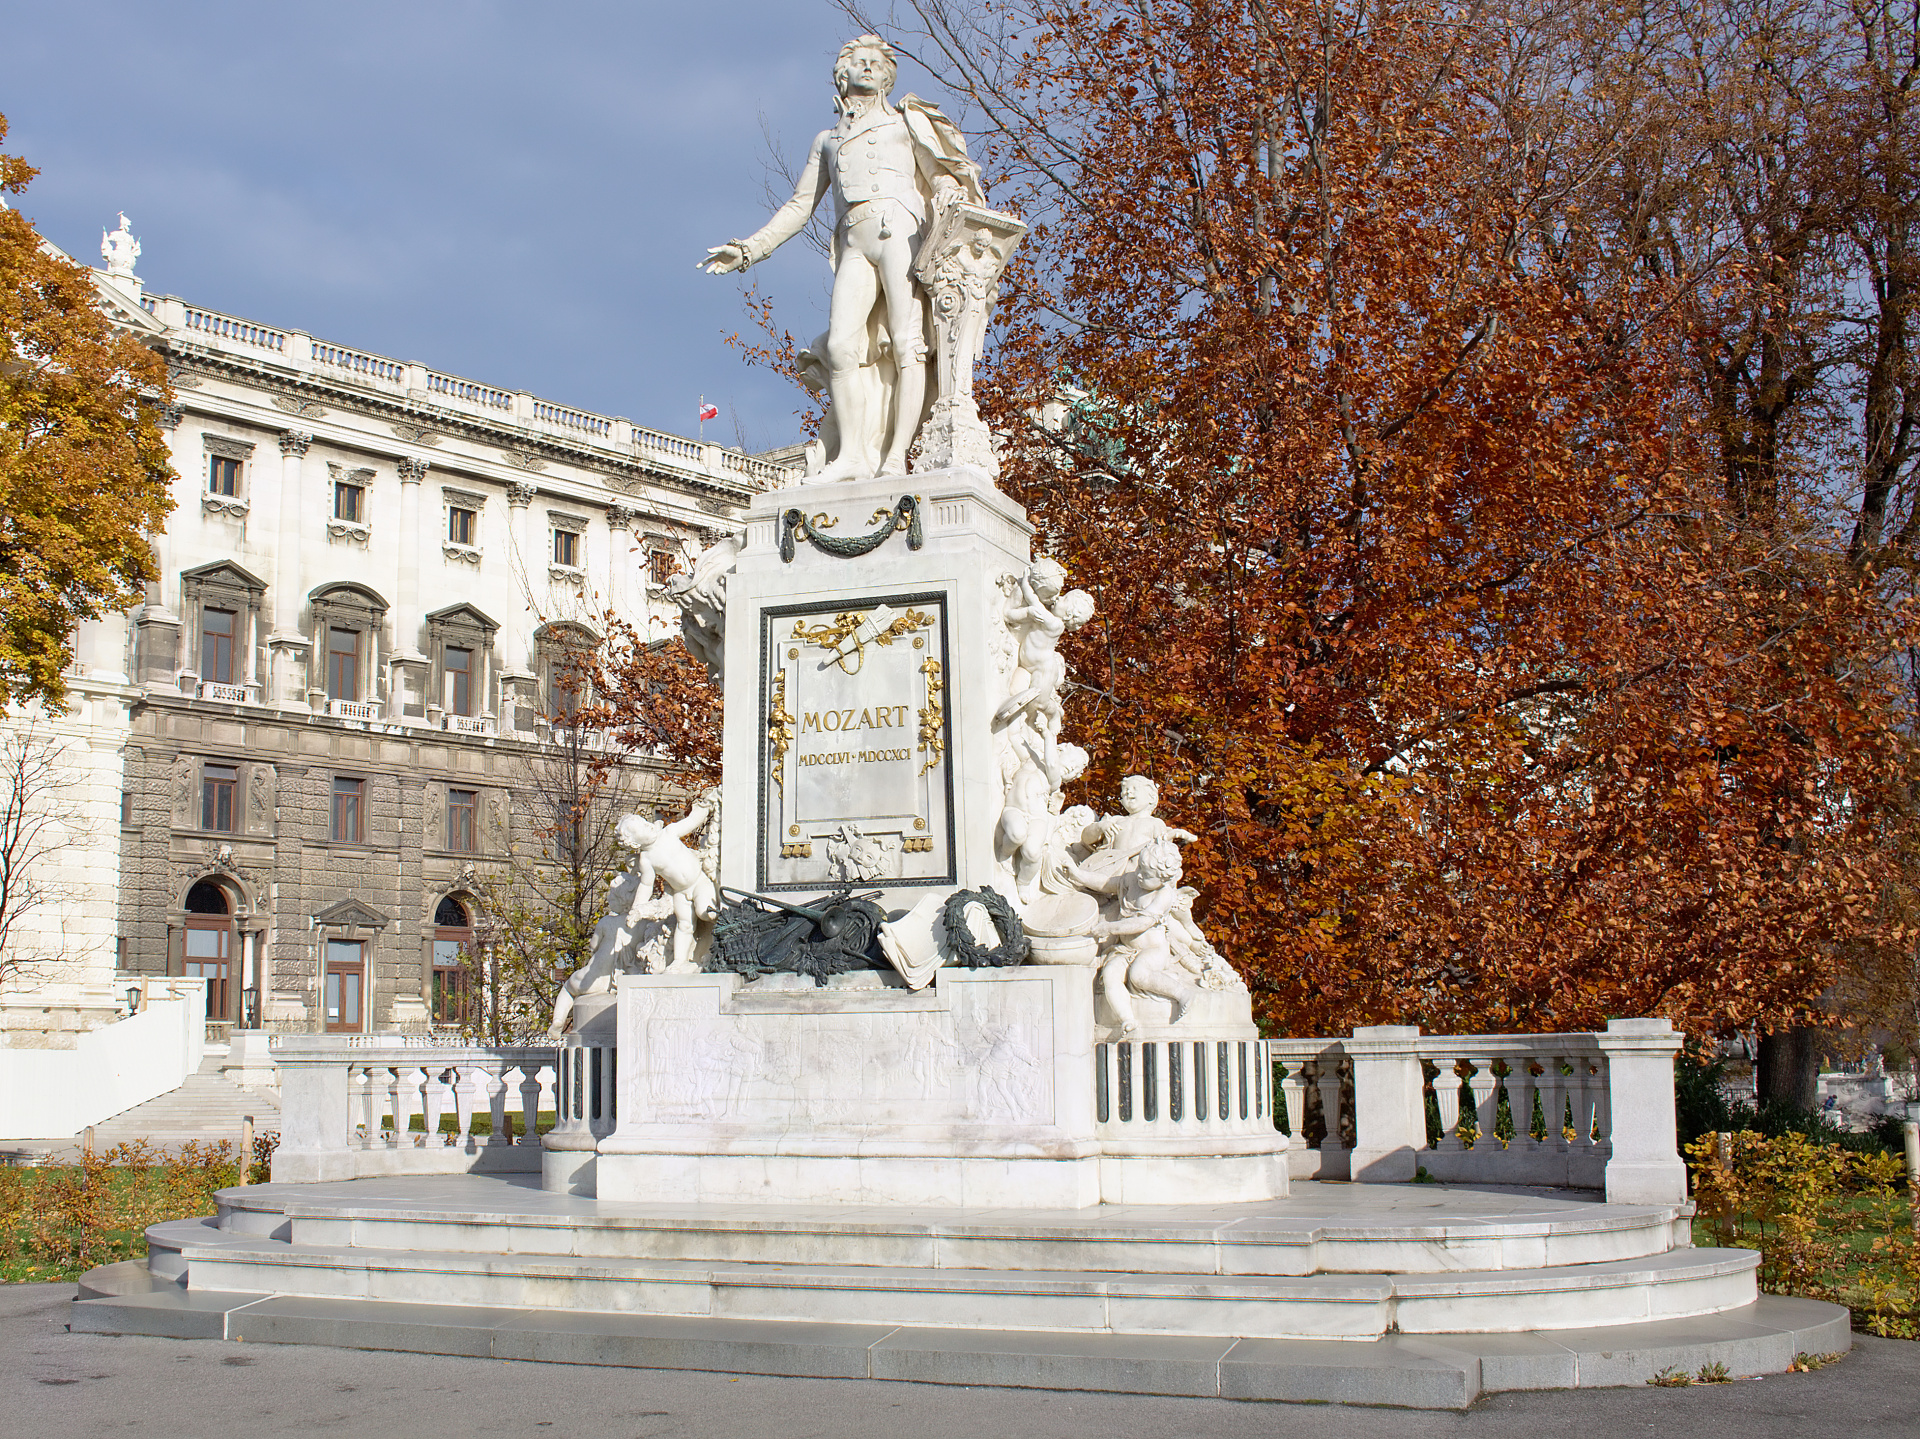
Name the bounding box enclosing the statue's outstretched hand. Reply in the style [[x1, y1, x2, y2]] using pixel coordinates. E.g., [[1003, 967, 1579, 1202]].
[[700, 243, 748, 275]]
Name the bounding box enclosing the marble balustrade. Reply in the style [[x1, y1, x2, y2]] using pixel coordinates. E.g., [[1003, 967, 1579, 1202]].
[[272, 1035, 557, 1182], [1272, 1019, 1685, 1204]]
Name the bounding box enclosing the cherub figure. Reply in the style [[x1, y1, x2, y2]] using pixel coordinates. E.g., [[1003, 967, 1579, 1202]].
[[993, 558, 1096, 742], [1067, 838, 1203, 1034], [548, 868, 672, 1036], [996, 734, 1089, 903], [1080, 775, 1198, 882], [617, 801, 717, 974]]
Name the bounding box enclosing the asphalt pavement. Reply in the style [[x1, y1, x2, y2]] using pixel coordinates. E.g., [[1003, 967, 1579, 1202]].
[[5, 1282, 1915, 1439]]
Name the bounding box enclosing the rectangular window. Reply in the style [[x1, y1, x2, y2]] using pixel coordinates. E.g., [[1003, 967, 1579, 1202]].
[[202, 763, 237, 832], [331, 776, 364, 844], [202, 607, 235, 685], [335, 481, 364, 523], [324, 939, 364, 1034], [448, 788, 477, 853], [431, 937, 469, 1027], [120, 790, 133, 826], [448, 506, 475, 545], [209, 455, 241, 497], [648, 546, 676, 588], [552, 528, 578, 567], [327, 627, 358, 701], [445, 646, 472, 717]]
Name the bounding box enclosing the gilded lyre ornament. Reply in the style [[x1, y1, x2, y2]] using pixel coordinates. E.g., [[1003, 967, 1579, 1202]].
[[791, 607, 933, 675], [767, 669, 795, 791], [917, 657, 945, 775]]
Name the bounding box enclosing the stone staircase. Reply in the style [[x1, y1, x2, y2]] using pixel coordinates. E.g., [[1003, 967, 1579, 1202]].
[[82, 1053, 279, 1150]]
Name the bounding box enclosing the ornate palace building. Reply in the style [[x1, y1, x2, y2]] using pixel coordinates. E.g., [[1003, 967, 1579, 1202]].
[[4, 220, 791, 1047]]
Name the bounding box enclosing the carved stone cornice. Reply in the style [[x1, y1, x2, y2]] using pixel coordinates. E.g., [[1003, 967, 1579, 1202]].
[[279, 430, 313, 457], [505, 481, 538, 508]]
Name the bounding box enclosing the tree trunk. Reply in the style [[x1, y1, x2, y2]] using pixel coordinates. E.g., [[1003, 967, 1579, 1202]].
[[1756, 1026, 1818, 1111]]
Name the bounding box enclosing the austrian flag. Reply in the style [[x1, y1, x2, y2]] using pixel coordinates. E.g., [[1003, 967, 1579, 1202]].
[[698, 402, 719, 422]]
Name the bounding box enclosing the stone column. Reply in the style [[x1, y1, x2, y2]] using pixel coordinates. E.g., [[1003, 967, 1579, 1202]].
[[391, 457, 431, 722], [272, 432, 314, 708], [1596, 1018, 1687, 1205], [605, 503, 636, 619], [507, 480, 537, 573], [1346, 1025, 1426, 1182]]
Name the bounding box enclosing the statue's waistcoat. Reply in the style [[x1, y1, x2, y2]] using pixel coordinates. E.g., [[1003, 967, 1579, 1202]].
[[825, 108, 925, 224]]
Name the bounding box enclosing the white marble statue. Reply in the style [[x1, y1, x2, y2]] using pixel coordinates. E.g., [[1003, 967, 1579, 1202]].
[[1067, 838, 1206, 1033], [101, 212, 139, 278], [995, 733, 1089, 904], [992, 558, 1096, 744], [616, 801, 717, 974], [1079, 775, 1198, 881], [548, 869, 673, 1036], [701, 34, 986, 482], [666, 532, 740, 684]]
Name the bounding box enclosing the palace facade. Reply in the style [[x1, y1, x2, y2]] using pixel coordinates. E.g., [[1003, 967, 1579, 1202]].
[[1, 225, 790, 1045]]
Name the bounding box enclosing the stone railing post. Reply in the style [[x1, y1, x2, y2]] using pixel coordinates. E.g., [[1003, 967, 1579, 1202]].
[[270, 1041, 355, 1183], [1595, 1018, 1686, 1204], [1348, 1024, 1426, 1182]]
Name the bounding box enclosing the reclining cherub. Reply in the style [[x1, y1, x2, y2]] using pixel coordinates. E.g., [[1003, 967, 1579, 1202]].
[[1067, 837, 1204, 1034]]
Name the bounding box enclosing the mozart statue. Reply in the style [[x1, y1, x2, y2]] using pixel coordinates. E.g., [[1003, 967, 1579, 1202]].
[[701, 35, 992, 482]]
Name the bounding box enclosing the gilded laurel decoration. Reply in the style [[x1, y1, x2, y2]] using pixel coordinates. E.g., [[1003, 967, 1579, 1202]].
[[917, 657, 945, 775], [767, 668, 795, 790], [790, 607, 934, 660]]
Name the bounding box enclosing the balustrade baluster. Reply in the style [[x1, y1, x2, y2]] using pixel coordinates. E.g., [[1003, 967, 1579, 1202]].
[[348, 1065, 370, 1149], [1280, 1060, 1307, 1142], [400, 1066, 427, 1147], [385, 1065, 407, 1147], [1540, 1055, 1568, 1151], [424, 1066, 449, 1145], [1571, 1056, 1599, 1150], [485, 1064, 510, 1146], [1467, 1060, 1500, 1151], [453, 1064, 479, 1145], [1593, 1055, 1613, 1151], [1508, 1057, 1538, 1149], [517, 1066, 543, 1144], [1434, 1056, 1464, 1150], [1317, 1056, 1345, 1153]]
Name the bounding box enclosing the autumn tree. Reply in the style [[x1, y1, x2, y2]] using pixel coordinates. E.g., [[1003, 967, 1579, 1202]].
[[0, 113, 174, 710], [837, 0, 1916, 1040]]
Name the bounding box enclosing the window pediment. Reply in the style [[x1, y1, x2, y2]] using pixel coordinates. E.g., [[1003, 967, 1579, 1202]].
[[426, 603, 499, 639], [313, 897, 391, 930], [202, 433, 257, 460], [182, 560, 268, 597]]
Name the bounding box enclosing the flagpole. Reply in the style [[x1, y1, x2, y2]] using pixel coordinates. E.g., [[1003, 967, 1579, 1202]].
[[698, 394, 705, 442]]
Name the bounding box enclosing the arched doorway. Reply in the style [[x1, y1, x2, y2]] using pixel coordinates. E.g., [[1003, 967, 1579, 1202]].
[[183, 881, 233, 1022], [431, 894, 474, 1027]]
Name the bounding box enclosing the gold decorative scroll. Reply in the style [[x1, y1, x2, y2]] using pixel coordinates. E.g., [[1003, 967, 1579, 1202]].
[[767, 668, 795, 790], [917, 658, 945, 775], [790, 607, 934, 654]]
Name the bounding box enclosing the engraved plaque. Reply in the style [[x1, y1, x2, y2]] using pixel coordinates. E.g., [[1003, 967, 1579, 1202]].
[[758, 592, 954, 891]]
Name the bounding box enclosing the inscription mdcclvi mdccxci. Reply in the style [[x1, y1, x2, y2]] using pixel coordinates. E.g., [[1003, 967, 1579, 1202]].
[[759, 592, 954, 891]]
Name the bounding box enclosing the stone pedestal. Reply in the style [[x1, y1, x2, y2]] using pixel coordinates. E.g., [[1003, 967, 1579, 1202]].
[[718, 467, 1032, 909]]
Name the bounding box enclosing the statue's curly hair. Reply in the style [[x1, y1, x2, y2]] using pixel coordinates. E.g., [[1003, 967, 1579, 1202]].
[[834, 33, 898, 101]]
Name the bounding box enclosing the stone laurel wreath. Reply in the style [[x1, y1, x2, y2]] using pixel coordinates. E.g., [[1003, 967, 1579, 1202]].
[[940, 886, 1030, 968], [780, 495, 924, 563]]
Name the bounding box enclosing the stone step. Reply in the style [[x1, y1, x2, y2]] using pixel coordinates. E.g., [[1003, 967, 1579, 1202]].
[[210, 1184, 1685, 1277], [159, 1223, 1759, 1341], [69, 1261, 1849, 1409], [86, 1072, 279, 1145]]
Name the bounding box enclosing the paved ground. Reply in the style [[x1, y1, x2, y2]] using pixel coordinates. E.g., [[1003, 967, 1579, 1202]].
[[7, 1282, 1915, 1438]]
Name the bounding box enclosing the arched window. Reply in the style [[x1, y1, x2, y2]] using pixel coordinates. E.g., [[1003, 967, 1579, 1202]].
[[432, 895, 474, 1026], [182, 881, 233, 1021]]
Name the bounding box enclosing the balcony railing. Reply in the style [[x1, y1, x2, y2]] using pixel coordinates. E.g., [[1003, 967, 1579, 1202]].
[[444, 713, 495, 736], [327, 698, 382, 722], [197, 681, 256, 705]]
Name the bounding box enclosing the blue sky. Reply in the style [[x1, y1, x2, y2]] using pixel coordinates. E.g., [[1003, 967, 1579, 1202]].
[[1, 1, 925, 454]]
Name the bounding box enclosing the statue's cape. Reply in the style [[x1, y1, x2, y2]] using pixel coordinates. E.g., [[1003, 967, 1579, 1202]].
[[898, 94, 986, 206]]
